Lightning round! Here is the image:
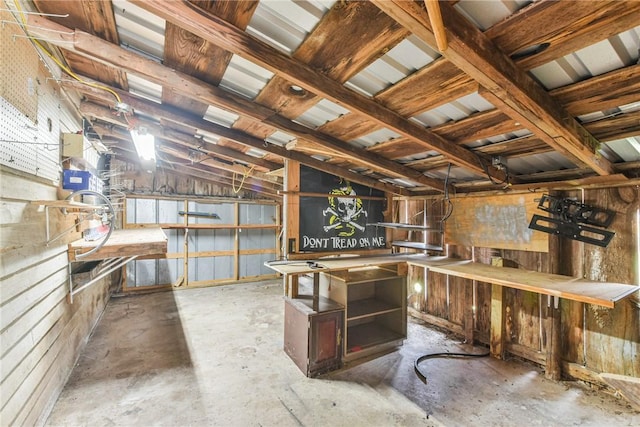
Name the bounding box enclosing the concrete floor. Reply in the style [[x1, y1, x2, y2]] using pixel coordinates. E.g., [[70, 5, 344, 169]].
[[45, 280, 638, 426]]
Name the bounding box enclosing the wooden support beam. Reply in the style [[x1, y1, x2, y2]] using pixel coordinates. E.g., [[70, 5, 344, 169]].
[[27, 16, 419, 194], [284, 160, 301, 257], [79, 89, 406, 195], [373, 0, 616, 176], [424, 0, 447, 52], [127, 0, 506, 183]]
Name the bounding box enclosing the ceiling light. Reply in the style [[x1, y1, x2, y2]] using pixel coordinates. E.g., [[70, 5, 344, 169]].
[[130, 128, 156, 162]]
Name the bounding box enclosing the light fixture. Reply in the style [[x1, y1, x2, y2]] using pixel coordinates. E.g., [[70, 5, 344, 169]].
[[130, 128, 156, 162], [414, 282, 422, 293]]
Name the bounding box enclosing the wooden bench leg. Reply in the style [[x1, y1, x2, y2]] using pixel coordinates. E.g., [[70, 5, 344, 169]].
[[490, 284, 505, 359], [545, 295, 562, 380]]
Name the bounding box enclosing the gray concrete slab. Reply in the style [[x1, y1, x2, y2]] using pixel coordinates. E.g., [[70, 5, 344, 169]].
[[45, 280, 639, 426]]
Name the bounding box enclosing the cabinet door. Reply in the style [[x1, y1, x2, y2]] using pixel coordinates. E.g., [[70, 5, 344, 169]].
[[308, 311, 343, 375]]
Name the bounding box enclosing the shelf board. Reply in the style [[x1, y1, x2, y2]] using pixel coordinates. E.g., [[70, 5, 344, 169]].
[[392, 241, 443, 251], [347, 298, 401, 320], [370, 222, 442, 231], [286, 295, 343, 314], [428, 262, 640, 308], [327, 268, 401, 284], [31, 199, 97, 210], [346, 323, 405, 353], [68, 227, 168, 261]]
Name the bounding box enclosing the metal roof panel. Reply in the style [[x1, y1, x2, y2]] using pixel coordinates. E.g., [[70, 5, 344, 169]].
[[220, 55, 274, 100]]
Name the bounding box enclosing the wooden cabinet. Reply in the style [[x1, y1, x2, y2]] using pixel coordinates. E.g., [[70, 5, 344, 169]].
[[284, 296, 343, 377], [321, 267, 406, 362]]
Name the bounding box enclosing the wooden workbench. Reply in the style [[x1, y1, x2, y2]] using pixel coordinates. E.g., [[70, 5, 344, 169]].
[[424, 262, 638, 309], [267, 254, 638, 309]]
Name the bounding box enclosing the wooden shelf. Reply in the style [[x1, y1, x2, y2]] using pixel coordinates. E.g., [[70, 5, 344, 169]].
[[31, 199, 97, 210], [68, 227, 168, 261], [346, 322, 405, 354], [428, 262, 639, 308], [392, 241, 443, 251], [370, 222, 442, 231], [286, 295, 343, 314], [347, 298, 401, 320], [327, 267, 400, 284]]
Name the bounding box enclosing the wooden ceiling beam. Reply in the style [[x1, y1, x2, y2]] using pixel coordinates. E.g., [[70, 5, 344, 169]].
[[485, 0, 640, 70], [156, 152, 280, 199], [129, 0, 505, 183], [373, 0, 616, 177], [551, 64, 640, 117], [75, 88, 408, 197], [78, 101, 280, 186], [27, 15, 442, 192], [155, 145, 281, 194], [59, 78, 283, 172], [68, 80, 409, 195]]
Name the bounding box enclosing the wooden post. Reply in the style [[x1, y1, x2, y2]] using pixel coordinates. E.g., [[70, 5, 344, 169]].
[[284, 160, 300, 258], [234, 201, 240, 281], [545, 295, 562, 380], [490, 284, 505, 359], [286, 275, 299, 299], [464, 279, 475, 344], [183, 199, 189, 287]]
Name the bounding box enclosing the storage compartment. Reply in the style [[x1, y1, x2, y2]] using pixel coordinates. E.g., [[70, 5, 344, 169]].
[[284, 296, 344, 377], [346, 310, 405, 355], [321, 266, 406, 362]]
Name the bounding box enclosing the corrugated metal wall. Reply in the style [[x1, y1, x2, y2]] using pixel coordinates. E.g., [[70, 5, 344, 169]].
[[125, 197, 278, 288]]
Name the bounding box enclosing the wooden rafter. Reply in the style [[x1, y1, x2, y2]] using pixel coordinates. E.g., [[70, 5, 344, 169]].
[[372, 0, 616, 177], [26, 15, 443, 192], [130, 0, 506, 183], [70, 80, 410, 196]]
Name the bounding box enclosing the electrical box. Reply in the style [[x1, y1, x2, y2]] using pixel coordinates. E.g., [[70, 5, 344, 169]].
[[62, 133, 99, 169]]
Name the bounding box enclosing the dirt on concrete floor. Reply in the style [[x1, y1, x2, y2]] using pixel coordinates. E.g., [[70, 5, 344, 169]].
[[45, 280, 639, 426]]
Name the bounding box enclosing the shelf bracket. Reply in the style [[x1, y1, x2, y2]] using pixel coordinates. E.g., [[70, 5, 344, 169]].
[[68, 255, 137, 303]]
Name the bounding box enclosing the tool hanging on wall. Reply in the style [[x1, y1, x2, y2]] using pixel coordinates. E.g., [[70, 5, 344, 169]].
[[178, 211, 220, 219], [528, 194, 616, 247]]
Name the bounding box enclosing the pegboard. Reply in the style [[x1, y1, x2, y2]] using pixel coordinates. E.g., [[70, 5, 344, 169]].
[[0, 9, 62, 182], [0, 9, 39, 122]]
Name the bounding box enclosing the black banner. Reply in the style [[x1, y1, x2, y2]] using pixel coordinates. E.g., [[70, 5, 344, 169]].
[[299, 166, 386, 252]]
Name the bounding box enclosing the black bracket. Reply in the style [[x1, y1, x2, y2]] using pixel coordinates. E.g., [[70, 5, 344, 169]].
[[535, 194, 615, 228], [528, 195, 616, 247]]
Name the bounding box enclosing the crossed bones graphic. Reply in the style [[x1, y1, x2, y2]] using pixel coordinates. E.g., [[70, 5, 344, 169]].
[[322, 206, 367, 232]]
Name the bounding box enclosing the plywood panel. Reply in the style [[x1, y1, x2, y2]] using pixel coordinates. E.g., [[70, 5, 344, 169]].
[[445, 193, 548, 252]]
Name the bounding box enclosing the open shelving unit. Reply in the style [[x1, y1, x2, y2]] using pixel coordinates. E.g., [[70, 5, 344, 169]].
[[321, 267, 406, 362]]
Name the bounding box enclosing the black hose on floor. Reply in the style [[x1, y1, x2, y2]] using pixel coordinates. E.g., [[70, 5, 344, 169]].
[[414, 348, 490, 384]]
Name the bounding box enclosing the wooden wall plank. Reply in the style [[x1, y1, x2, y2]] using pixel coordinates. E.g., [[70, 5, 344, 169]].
[[11, 278, 111, 426], [1, 176, 112, 425], [582, 187, 640, 377]]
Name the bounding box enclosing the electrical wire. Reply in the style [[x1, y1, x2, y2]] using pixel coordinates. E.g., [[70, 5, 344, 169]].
[[441, 163, 454, 222], [232, 165, 256, 194], [11, 0, 122, 105], [475, 153, 510, 188], [414, 347, 490, 384]]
